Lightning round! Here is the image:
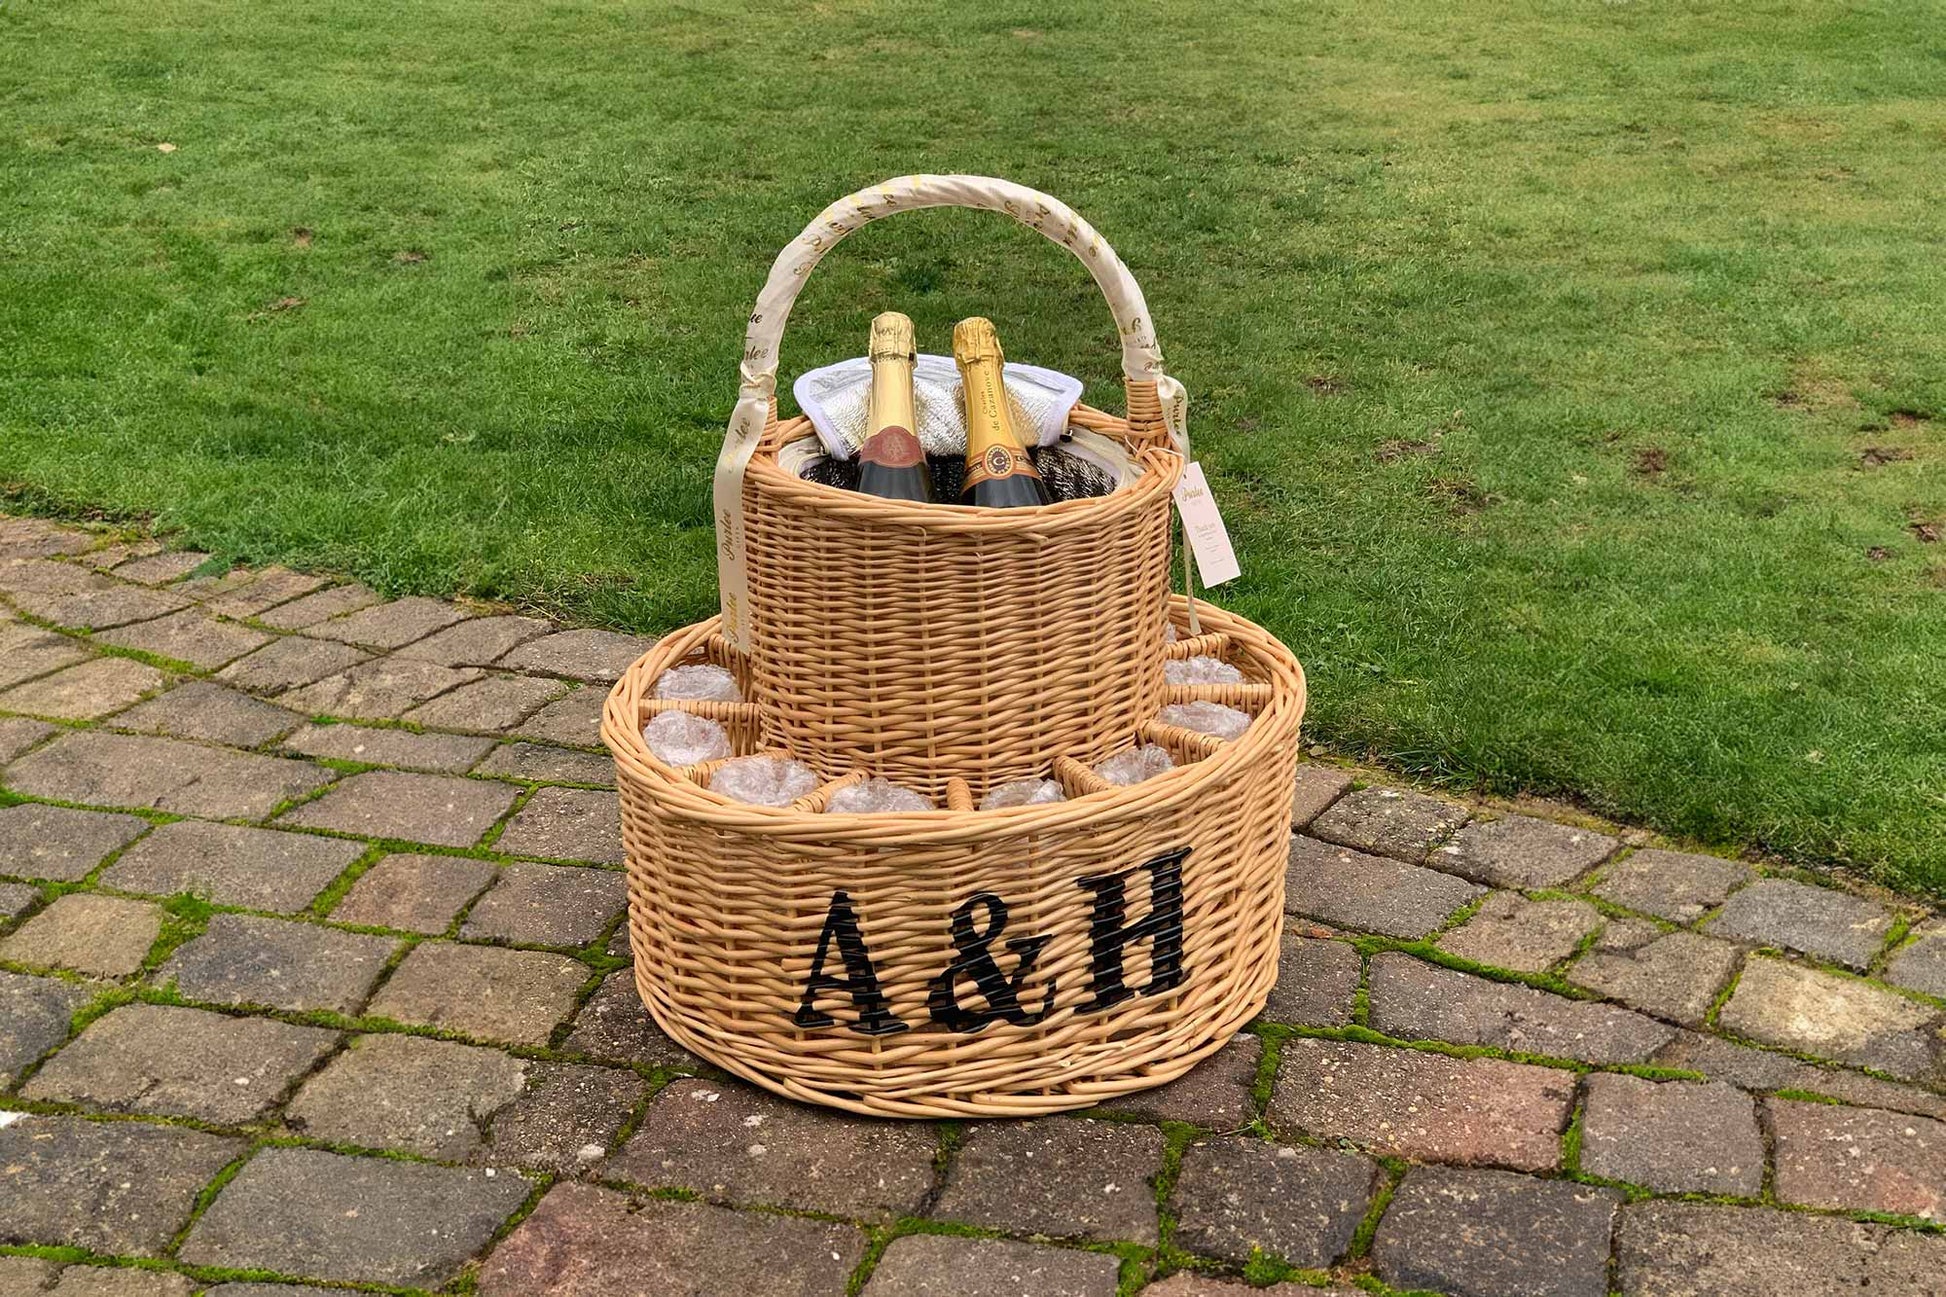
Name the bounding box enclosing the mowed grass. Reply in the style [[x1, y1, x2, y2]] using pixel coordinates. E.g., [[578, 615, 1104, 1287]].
[[3, 2, 1944, 890]]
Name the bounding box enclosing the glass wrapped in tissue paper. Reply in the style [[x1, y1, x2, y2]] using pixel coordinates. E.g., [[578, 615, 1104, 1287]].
[[642, 710, 732, 766], [825, 777, 932, 813], [709, 756, 821, 807], [653, 664, 742, 702], [1093, 744, 1177, 786], [1157, 701, 1253, 740]]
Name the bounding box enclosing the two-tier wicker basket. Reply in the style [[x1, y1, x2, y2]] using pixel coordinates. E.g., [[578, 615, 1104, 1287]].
[[605, 176, 1307, 1117]]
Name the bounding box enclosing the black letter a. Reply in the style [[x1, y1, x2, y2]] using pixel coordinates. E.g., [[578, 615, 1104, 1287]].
[[793, 889, 908, 1036]]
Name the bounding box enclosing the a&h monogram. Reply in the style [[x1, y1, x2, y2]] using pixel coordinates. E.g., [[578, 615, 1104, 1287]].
[[792, 847, 1192, 1036]]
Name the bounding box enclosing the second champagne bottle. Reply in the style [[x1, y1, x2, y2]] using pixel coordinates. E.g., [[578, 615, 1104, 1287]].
[[953, 316, 1052, 509]]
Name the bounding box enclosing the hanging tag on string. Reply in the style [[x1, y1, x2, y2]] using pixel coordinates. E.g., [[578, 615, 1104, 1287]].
[[1172, 462, 1241, 587], [1154, 374, 1241, 587]]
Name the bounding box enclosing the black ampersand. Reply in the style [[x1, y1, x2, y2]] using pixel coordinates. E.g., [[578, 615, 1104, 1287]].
[[926, 893, 1054, 1033]]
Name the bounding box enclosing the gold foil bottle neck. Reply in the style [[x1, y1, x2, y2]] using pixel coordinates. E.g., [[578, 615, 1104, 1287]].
[[951, 316, 1004, 366], [869, 311, 915, 363]]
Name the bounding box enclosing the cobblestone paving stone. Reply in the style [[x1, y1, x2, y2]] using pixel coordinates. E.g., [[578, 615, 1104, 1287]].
[[610, 1076, 937, 1219], [1566, 930, 1743, 1025], [0, 970, 90, 1083], [0, 656, 169, 720], [935, 1115, 1167, 1244], [1592, 846, 1754, 922], [460, 860, 626, 947], [23, 1003, 340, 1123], [101, 819, 364, 912], [159, 911, 400, 1014], [5, 519, 1946, 1295], [327, 851, 500, 933], [7, 730, 333, 817], [1169, 1136, 1376, 1267], [254, 581, 381, 630], [1285, 835, 1484, 938], [0, 1113, 245, 1255], [1263, 932, 1360, 1026], [1707, 875, 1899, 970], [0, 892, 162, 976], [1274, 1037, 1577, 1171], [365, 941, 588, 1044], [279, 768, 519, 847], [274, 657, 484, 720], [1578, 1074, 1764, 1196], [280, 718, 496, 771], [179, 1147, 532, 1285], [404, 672, 568, 731], [1097, 1032, 1259, 1126], [477, 1182, 866, 1296], [110, 678, 302, 747], [1366, 950, 1677, 1063], [396, 613, 555, 667], [1372, 1167, 1621, 1297], [97, 608, 272, 670], [492, 784, 624, 863], [0, 801, 149, 881], [510, 683, 607, 746], [1717, 956, 1943, 1082], [216, 634, 371, 692], [1886, 920, 1946, 998], [1436, 891, 1601, 972], [1310, 785, 1469, 862], [1767, 1096, 1946, 1219], [474, 739, 616, 786], [863, 1233, 1124, 1296], [1429, 811, 1619, 888]]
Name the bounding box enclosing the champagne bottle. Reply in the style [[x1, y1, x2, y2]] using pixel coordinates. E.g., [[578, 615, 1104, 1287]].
[[856, 312, 931, 502], [953, 317, 1050, 508]]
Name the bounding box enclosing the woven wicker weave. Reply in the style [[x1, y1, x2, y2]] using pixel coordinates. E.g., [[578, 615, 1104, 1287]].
[[604, 598, 1305, 1118], [717, 176, 1186, 799]]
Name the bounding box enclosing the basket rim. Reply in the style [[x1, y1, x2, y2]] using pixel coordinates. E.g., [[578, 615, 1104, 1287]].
[[601, 598, 1307, 846], [745, 411, 1183, 537]]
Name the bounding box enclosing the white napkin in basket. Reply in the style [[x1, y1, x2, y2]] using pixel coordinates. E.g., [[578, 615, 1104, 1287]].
[[792, 354, 1084, 460]]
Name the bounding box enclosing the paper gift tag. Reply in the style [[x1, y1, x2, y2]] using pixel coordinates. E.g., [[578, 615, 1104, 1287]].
[[1172, 462, 1241, 587]]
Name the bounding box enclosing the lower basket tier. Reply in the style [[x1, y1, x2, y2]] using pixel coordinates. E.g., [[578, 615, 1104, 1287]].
[[603, 599, 1306, 1118]]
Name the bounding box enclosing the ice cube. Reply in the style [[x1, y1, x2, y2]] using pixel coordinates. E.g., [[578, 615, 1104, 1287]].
[[654, 664, 742, 702], [709, 756, 821, 807], [1164, 655, 1243, 685], [1158, 700, 1253, 740], [642, 710, 732, 766], [979, 778, 1068, 810], [825, 777, 932, 813], [1093, 744, 1177, 785]]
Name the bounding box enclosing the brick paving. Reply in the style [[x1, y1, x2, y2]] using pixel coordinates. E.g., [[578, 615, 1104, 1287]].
[[3, 512, 1946, 1295]]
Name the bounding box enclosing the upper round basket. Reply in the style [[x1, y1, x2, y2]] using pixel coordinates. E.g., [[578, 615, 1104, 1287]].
[[713, 175, 1188, 800]]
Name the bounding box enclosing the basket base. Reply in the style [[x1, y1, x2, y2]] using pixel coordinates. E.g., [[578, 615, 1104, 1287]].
[[607, 598, 1308, 1120], [629, 948, 1276, 1119]]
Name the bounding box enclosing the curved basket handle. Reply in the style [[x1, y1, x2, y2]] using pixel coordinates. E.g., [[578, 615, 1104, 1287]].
[[714, 174, 1172, 648]]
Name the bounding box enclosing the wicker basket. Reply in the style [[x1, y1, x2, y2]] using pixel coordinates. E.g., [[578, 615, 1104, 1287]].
[[714, 175, 1188, 799], [604, 598, 1305, 1118]]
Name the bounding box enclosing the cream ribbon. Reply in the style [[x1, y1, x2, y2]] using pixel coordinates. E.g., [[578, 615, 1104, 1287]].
[[713, 175, 1169, 649]]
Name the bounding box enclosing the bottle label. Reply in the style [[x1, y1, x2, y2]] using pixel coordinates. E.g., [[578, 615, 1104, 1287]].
[[963, 443, 1043, 489], [859, 425, 923, 469]]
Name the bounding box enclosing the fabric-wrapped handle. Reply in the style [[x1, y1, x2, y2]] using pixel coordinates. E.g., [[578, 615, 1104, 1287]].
[[714, 174, 1173, 648]]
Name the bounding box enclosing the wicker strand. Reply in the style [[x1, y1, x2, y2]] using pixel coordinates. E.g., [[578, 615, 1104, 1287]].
[[790, 770, 871, 814]]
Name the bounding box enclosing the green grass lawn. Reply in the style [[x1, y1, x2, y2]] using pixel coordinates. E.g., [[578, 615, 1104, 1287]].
[[3, 1, 1944, 891]]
